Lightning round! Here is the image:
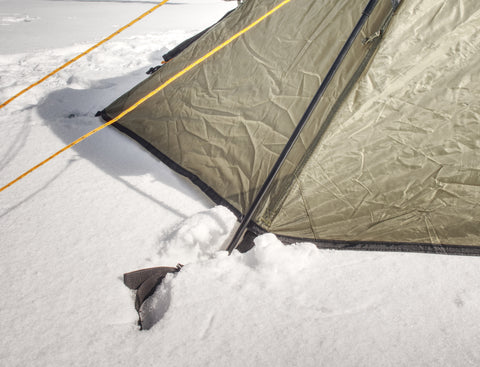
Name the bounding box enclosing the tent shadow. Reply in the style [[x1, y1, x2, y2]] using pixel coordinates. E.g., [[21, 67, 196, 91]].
[[0, 110, 32, 173], [36, 63, 212, 219]]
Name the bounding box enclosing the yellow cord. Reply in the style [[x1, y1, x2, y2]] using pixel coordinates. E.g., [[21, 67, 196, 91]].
[[0, 0, 170, 110], [0, 0, 293, 193]]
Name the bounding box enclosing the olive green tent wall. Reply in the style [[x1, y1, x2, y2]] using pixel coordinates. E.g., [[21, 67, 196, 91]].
[[101, 0, 480, 255]]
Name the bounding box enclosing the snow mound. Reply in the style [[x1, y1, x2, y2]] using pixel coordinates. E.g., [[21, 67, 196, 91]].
[[156, 205, 237, 264], [140, 233, 325, 329]]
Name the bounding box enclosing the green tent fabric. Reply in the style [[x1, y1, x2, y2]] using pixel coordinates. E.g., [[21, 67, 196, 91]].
[[100, 0, 480, 255]]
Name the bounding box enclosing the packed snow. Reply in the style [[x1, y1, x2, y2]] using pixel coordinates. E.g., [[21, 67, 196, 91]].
[[1, 0, 479, 366]]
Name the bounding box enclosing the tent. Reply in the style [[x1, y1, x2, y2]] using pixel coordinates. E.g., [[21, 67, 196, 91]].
[[99, 0, 480, 256]]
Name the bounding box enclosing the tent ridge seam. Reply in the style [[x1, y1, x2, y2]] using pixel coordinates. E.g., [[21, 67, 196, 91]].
[[262, 3, 401, 228]]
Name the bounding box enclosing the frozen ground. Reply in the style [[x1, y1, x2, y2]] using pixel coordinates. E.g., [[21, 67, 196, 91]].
[[1, 0, 479, 366]]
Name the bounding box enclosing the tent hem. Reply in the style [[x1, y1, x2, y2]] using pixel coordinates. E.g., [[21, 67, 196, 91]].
[[99, 110, 480, 257], [99, 109, 244, 220], [275, 234, 480, 256]]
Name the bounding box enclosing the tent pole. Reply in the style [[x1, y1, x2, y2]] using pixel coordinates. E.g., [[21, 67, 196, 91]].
[[226, 0, 380, 254]]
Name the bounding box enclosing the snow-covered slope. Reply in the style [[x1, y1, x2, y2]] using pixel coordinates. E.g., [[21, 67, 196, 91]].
[[1, 1, 479, 366]]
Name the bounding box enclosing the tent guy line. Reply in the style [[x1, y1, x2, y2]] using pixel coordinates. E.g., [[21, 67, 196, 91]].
[[0, 0, 293, 193], [0, 0, 170, 110]]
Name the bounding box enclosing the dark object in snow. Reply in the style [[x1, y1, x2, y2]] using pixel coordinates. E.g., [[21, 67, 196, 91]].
[[124, 264, 182, 328]]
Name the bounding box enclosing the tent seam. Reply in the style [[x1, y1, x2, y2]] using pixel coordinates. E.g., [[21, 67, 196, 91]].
[[296, 175, 318, 239], [262, 4, 400, 228]]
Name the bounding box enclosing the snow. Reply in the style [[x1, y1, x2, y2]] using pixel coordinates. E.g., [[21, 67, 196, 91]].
[[0, 0, 479, 366]]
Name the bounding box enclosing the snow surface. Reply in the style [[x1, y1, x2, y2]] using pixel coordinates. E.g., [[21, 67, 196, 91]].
[[1, 0, 479, 366]]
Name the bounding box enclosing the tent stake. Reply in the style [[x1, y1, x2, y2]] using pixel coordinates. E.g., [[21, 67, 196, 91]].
[[226, 0, 380, 254]]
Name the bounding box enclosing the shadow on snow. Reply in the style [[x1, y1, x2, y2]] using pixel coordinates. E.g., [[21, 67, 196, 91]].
[[35, 53, 211, 218]]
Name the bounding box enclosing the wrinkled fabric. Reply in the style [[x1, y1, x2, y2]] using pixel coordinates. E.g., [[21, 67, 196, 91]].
[[271, 0, 480, 247]]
